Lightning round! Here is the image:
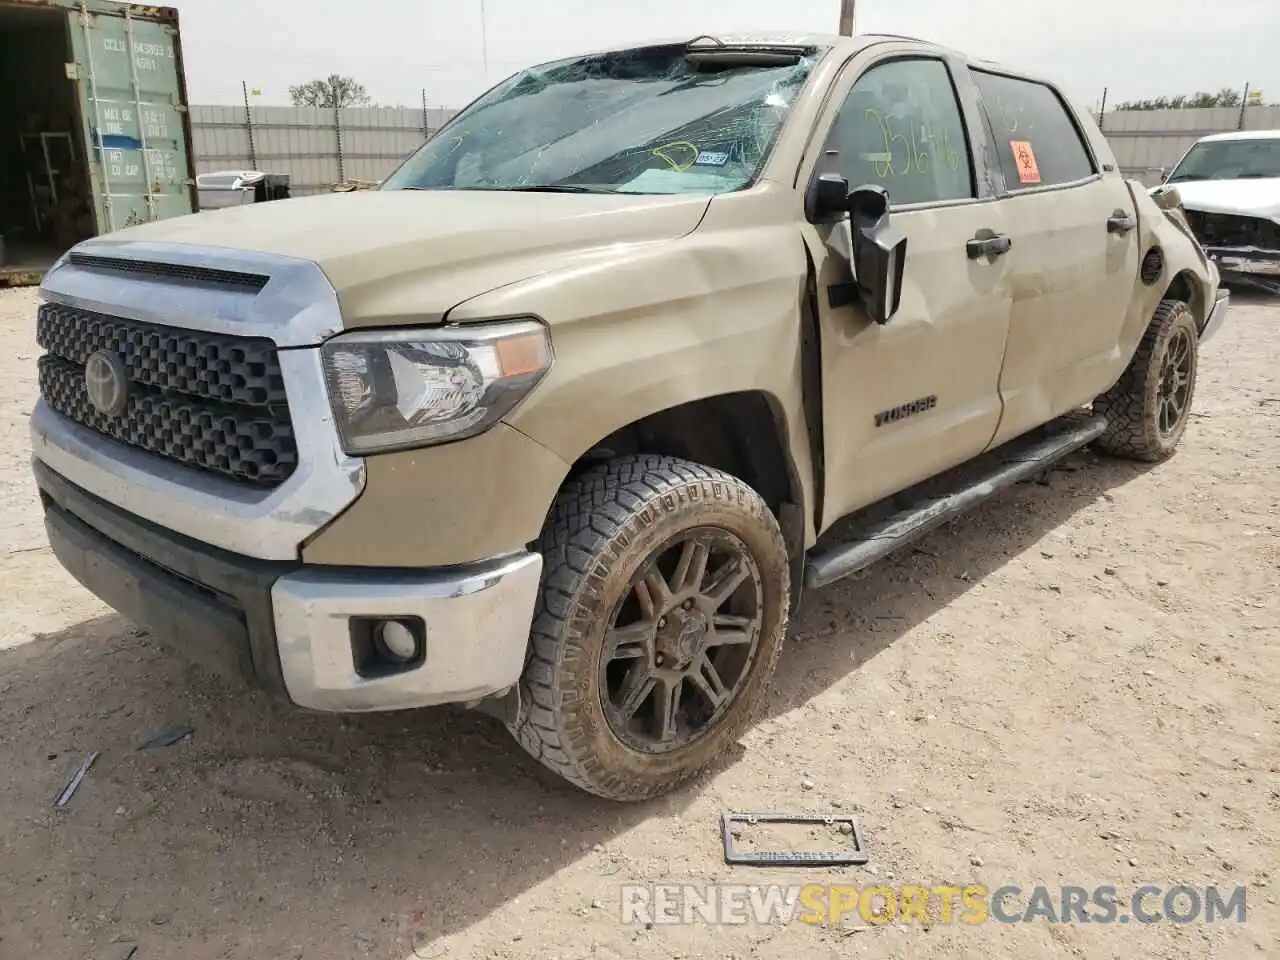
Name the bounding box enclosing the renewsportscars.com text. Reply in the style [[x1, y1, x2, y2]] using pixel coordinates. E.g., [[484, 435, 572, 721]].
[[620, 883, 1248, 927]]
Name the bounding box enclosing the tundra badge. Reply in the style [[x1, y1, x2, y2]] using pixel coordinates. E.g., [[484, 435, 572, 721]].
[[875, 395, 938, 428]]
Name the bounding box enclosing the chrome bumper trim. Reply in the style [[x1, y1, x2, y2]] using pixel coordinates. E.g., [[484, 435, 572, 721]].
[[1205, 248, 1280, 278], [29, 345, 365, 561], [272, 552, 543, 712], [40, 239, 346, 346], [1200, 289, 1230, 345], [33, 242, 366, 561]]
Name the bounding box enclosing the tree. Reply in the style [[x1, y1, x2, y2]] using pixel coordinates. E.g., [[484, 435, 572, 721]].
[[289, 74, 371, 109], [1113, 87, 1257, 111]]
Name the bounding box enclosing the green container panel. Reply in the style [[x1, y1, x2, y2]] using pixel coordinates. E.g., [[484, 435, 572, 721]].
[[50, 0, 196, 232]]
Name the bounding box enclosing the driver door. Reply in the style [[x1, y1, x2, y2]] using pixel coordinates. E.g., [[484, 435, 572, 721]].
[[799, 49, 1014, 531]]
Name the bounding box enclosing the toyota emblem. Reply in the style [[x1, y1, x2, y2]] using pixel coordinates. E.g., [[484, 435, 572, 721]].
[[84, 350, 129, 417]]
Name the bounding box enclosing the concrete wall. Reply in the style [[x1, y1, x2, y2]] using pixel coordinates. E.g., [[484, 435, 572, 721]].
[[1102, 105, 1280, 186], [187, 104, 1280, 195]]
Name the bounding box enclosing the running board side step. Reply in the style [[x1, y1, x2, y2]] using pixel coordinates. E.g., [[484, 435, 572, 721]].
[[804, 414, 1108, 589]]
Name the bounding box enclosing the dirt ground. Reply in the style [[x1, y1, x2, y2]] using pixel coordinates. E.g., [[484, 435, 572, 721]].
[[0, 285, 1276, 960]]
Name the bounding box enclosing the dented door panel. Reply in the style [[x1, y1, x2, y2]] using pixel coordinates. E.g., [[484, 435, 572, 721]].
[[990, 175, 1140, 444], [796, 46, 1013, 533], [804, 204, 1012, 528], [972, 69, 1140, 446]]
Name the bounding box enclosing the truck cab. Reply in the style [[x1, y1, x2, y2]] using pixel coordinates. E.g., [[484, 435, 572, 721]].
[[30, 33, 1225, 801]]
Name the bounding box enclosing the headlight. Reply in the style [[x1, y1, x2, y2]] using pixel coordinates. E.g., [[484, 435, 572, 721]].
[[321, 319, 553, 455]]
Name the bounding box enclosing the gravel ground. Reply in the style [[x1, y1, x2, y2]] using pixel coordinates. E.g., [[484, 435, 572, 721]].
[[0, 285, 1276, 960]]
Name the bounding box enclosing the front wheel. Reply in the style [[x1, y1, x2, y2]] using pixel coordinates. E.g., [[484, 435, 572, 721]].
[[508, 455, 791, 801], [1093, 299, 1200, 462]]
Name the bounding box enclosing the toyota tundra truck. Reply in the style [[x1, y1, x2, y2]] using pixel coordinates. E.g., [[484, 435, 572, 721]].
[[30, 33, 1229, 801]]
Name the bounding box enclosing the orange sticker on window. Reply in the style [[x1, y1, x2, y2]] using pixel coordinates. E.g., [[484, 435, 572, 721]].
[[1010, 140, 1041, 184]]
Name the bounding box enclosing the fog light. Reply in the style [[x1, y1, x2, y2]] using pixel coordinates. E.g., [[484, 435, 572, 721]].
[[374, 619, 419, 662]]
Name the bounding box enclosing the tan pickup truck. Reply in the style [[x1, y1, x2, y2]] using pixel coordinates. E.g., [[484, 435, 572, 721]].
[[31, 33, 1228, 801]]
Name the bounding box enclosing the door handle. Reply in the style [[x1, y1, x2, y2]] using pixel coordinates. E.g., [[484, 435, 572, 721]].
[[966, 234, 1012, 260], [1107, 213, 1137, 234]]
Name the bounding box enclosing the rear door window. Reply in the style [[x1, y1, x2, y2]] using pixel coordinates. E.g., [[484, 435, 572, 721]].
[[969, 70, 1095, 190]]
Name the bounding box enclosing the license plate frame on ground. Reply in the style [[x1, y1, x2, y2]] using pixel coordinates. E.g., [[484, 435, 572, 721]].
[[721, 812, 870, 867]]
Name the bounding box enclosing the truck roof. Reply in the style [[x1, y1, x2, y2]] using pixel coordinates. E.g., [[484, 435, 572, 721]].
[[605, 30, 952, 53], [1197, 129, 1280, 143], [556, 32, 1043, 87]]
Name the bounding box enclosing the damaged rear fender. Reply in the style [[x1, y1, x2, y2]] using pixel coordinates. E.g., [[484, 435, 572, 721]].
[[1125, 181, 1218, 337]]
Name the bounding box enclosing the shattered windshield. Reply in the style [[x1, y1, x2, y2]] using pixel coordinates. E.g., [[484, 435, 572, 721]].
[[1167, 138, 1280, 182], [381, 43, 823, 196]]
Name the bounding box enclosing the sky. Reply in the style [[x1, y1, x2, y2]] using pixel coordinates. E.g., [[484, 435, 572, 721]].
[[173, 0, 1280, 113]]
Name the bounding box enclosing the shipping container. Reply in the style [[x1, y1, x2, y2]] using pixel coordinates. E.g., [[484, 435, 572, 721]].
[[0, 0, 197, 286]]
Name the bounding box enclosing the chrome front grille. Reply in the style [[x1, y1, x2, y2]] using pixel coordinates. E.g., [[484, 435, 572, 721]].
[[36, 303, 297, 487]]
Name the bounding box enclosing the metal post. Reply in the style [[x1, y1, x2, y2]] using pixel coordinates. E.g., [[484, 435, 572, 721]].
[[242, 81, 259, 169], [839, 0, 855, 36], [1097, 87, 1108, 128], [334, 104, 346, 185], [480, 0, 490, 85], [1238, 83, 1250, 130], [422, 88, 429, 140], [79, 0, 115, 231], [123, 9, 157, 222]]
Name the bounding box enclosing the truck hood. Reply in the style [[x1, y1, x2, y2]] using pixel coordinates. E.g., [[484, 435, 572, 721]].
[[1166, 177, 1280, 220], [108, 189, 712, 325]]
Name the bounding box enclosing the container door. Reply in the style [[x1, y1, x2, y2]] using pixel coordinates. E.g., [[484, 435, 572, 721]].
[[66, 4, 194, 232]]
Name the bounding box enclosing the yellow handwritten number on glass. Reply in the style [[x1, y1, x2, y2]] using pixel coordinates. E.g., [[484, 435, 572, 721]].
[[866, 109, 945, 177], [866, 109, 908, 177], [651, 141, 700, 172]]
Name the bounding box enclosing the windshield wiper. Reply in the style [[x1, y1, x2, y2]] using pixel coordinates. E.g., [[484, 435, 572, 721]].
[[495, 184, 597, 194], [395, 184, 597, 193]]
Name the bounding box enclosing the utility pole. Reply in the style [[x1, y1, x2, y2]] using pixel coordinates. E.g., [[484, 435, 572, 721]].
[[242, 80, 258, 170], [480, 0, 490, 86], [839, 0, 855, 36]]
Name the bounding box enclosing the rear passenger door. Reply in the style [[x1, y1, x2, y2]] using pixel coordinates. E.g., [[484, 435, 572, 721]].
[[800, 48, 1014, 530], [969, 69, 1142, 446]]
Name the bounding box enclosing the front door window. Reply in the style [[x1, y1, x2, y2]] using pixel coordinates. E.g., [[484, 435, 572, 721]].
[[821, 57, 975, 207]]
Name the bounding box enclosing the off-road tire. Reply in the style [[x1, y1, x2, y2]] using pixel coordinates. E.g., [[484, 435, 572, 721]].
[[508, 455, 791, 801], [1093, 299, 1199, 462]]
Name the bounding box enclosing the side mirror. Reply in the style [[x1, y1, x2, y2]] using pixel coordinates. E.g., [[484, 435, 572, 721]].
[[1150, 184, 1183, 212], [852, 194, 907, 325], [825, 183, 908, 325], [805, 172, 853, 222]]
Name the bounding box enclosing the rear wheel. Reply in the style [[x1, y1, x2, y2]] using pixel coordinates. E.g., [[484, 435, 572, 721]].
[[1093, 299, 1199, 462], [509, 455, 790, 801]]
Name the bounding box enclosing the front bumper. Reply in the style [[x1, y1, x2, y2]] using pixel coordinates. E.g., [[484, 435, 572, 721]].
[[1204, 247, 1280, 293], [1204, 246, 1280, 275], [35, 460, 542, 712], [1200, 289, 1231, 345]]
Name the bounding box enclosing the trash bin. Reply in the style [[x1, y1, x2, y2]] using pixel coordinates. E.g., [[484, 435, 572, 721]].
[[196, 171, 292, 210]]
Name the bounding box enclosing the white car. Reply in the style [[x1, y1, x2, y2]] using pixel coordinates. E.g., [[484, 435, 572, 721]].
[[1157, 129, 1280, 293]]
